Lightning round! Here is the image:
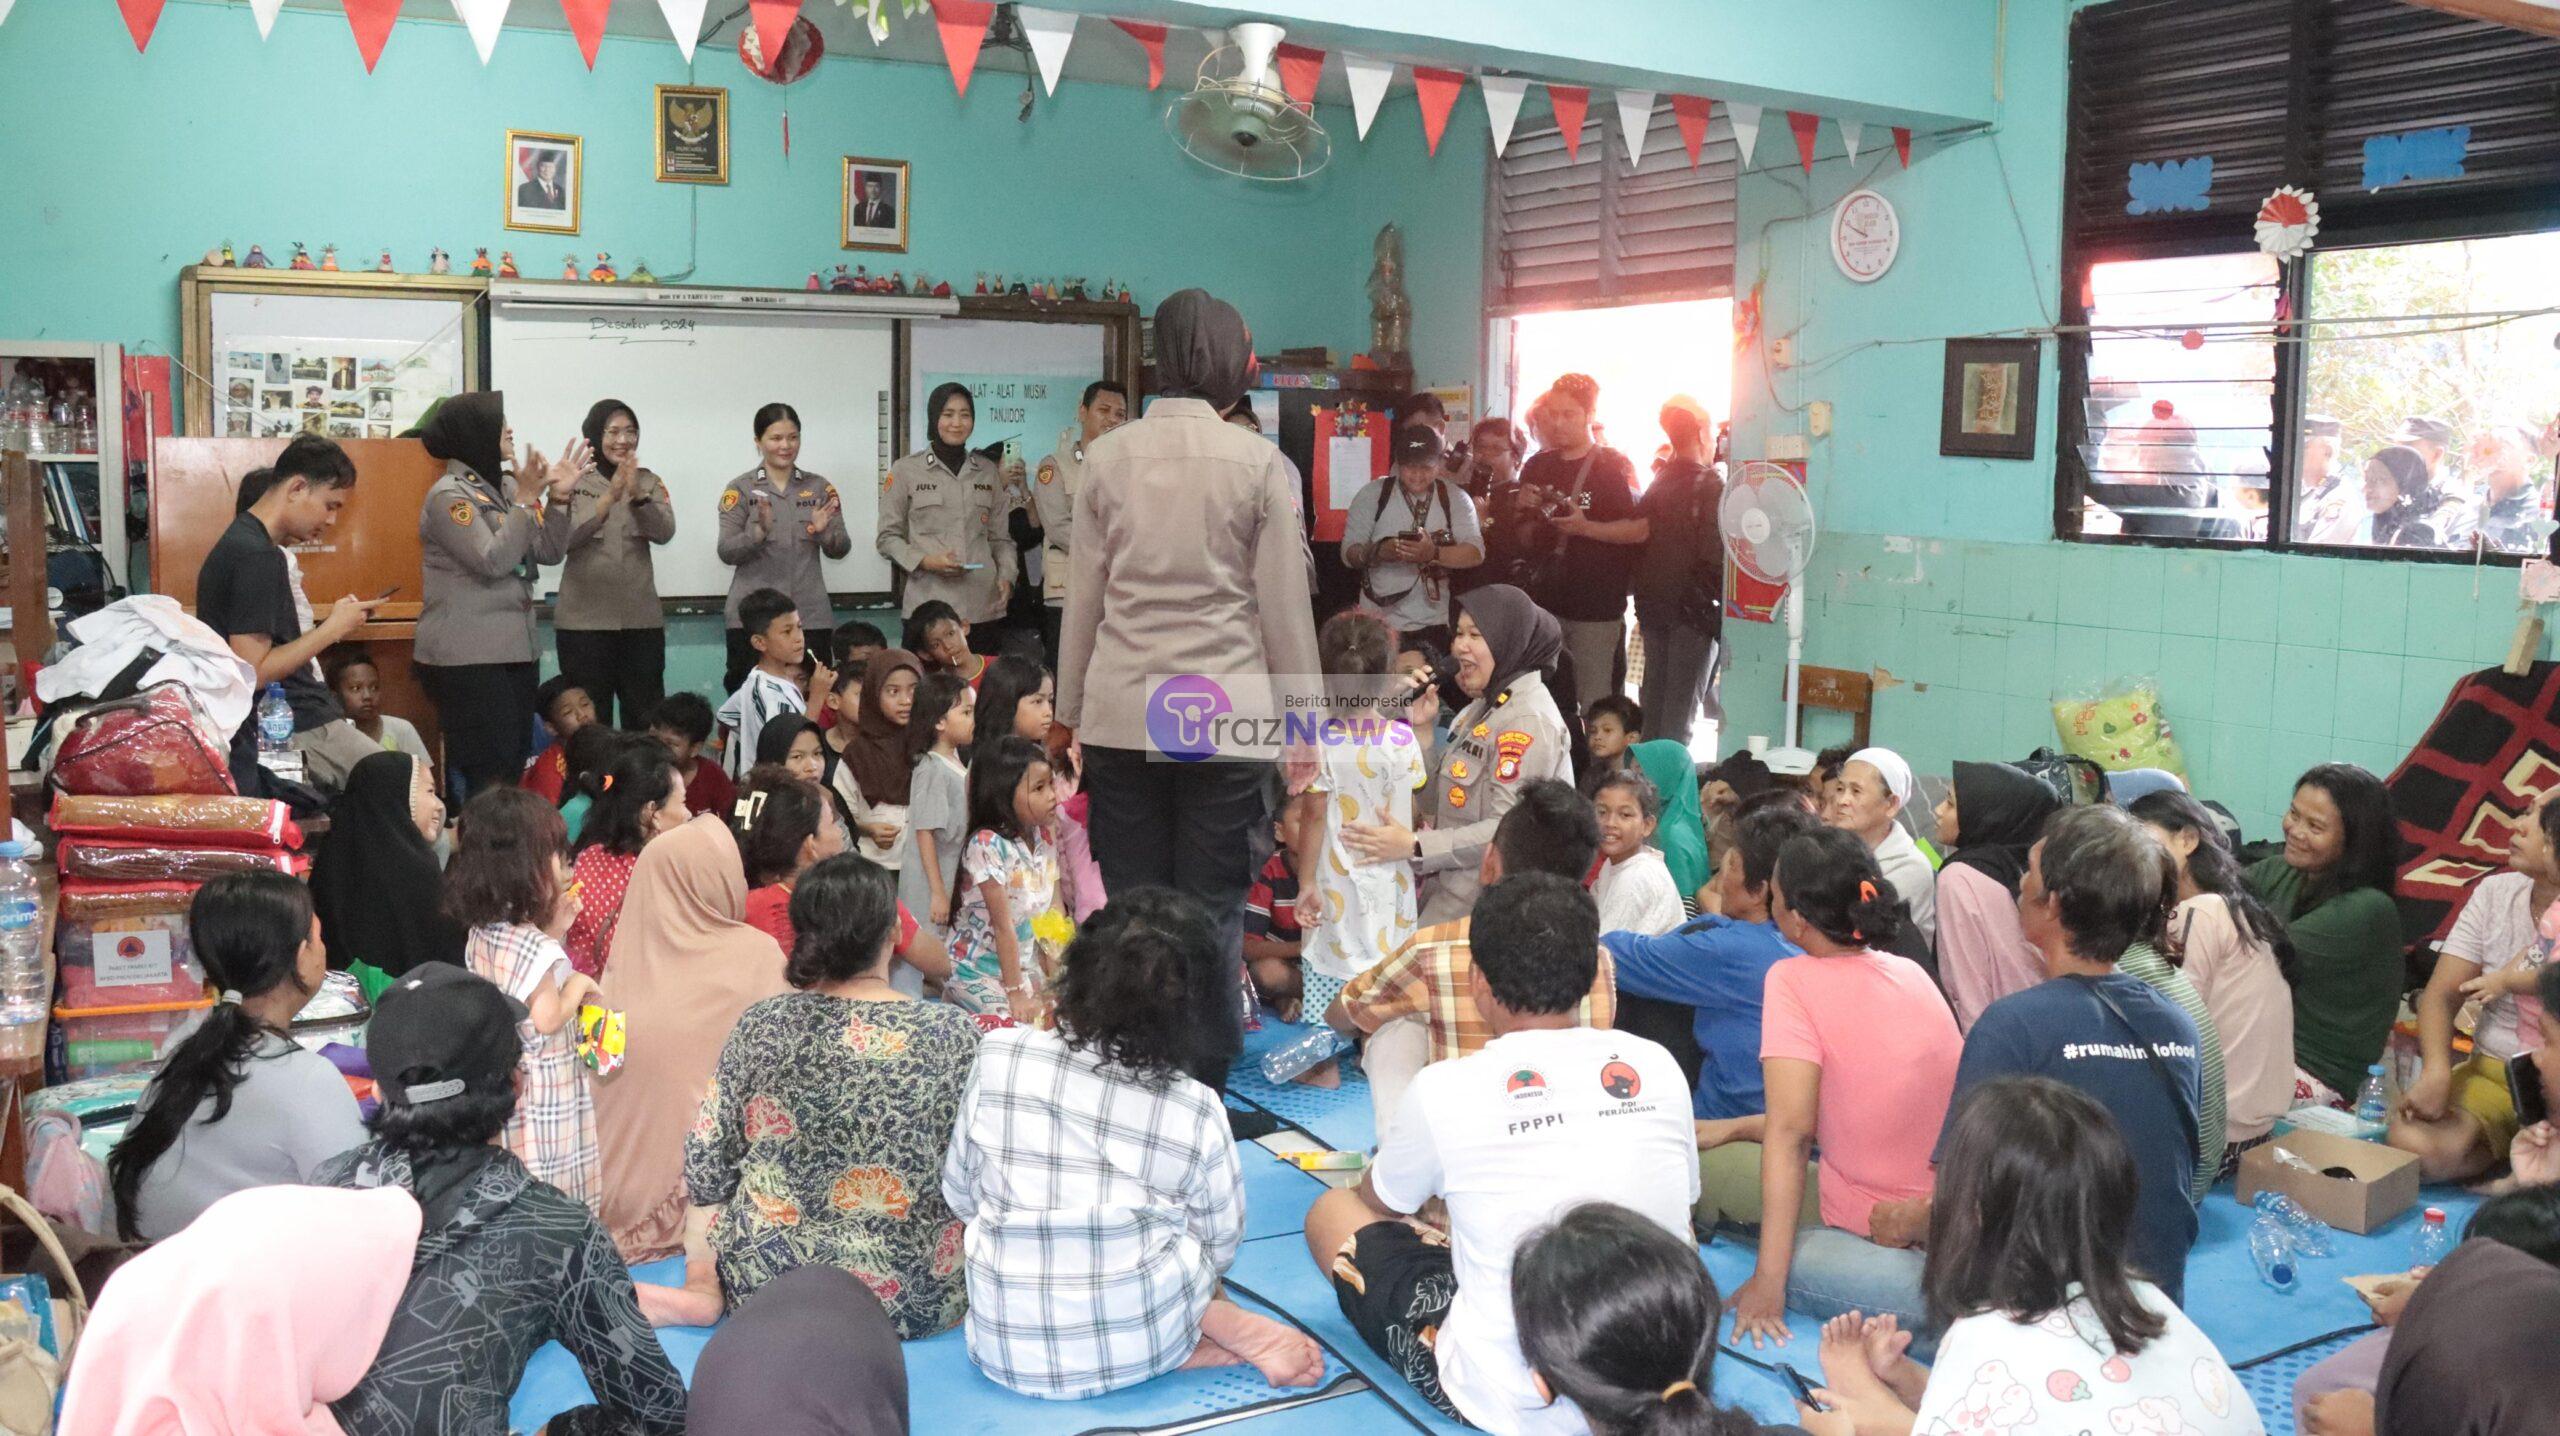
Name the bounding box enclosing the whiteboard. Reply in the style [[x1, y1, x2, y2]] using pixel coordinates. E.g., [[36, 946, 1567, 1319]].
[[493, 295, 898, 600], [907, 320, 1109, 466]]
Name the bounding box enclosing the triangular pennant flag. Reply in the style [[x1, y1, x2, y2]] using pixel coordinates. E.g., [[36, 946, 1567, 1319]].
[[1838, 117, 1864, 165], [1016, 6, 1076, 96], [1412, 67, 1464, 156], [343, 0, 401, 69], [455, 0, 511, 61], [1614, 89, 1656, 171], [1112, 20, 1167, 90], [1480, 75, 1529, 158], [1787, 110, 1820, 171], [1275, 42, 1324, 109], [0, 0, 15, 24], [930, 0, 994, 95], [747, 0, 801, 69], [115, 0, 166, 52], [1669, 94, 1711, 167], [1549, 84, 1590, 160], [1342, 54, 1394, 140], [1726, 101, 1763, 166], [249, 0, 286, 39], [560, 0, 611, 68], [652, 0, 705, 61], [1893, 125, 1913, 167]]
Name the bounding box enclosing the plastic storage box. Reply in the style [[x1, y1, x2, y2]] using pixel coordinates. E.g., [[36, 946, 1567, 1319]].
[[46, 995, 213, 1085]]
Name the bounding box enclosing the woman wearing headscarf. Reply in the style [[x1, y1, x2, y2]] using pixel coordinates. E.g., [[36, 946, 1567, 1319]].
[[877, 382, 1019, 653], [411, 392, 579, 798], [687, 1266, 909, 1436], [1631, 738, 1713, 907], [59, 1185, 422, 1435], [1344, 584, 1575, 926], [594, 815, 788, 1262], [553, 399, 675, 728], [1826, 745, 1938, 944], [839, 648, 924, 875], [1056, 289, 1320, 1092], [2357, 444, 2444, 549], [1931, 759, 2062, 1029], [310, 751, 462, 1001]]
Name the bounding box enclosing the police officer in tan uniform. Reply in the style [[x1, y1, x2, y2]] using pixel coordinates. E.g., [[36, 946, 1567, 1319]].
[[411, 391, 577, 799], [1015, 380, 1130, 666], [553, 398, 677, 727], [1343, 584, 1575, 925], [716, 401, 851, 690], [878, 381, 1015, 645]]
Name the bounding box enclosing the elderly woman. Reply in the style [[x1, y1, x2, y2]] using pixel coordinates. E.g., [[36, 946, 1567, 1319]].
[[1826, 746, 1937, 944]]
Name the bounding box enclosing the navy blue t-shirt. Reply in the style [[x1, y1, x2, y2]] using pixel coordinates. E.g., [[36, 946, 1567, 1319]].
[[1603, 914, 1799, 1120], [1940, 973, 2202, 1304]]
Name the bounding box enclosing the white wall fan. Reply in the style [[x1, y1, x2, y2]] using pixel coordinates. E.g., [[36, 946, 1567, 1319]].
[[1165, 22, 1332, 181]]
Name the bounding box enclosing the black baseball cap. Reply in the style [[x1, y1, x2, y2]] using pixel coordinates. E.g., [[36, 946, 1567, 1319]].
[[1392, 423, 1443, 466], [1703, 751, 1775, 797], [367, 964, 526, 1106]]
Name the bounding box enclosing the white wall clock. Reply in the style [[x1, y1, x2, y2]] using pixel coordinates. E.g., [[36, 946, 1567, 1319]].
[[1830, 187, 1900, 284]]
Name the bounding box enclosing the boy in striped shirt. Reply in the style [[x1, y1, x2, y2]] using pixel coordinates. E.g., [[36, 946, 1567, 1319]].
[[718, 587, 817, 782]]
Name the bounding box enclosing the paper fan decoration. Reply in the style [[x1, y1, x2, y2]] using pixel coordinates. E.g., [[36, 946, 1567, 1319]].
[[2254, 185, 2320, 261]]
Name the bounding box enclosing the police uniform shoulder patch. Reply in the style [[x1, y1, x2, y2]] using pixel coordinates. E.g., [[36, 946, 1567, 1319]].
[[1494, 730, 1534, 783], [1037, 458, 1058, 486], [447, 501, 474, 528], [720, 489, 742, 512], [825, 484, 840, 502]]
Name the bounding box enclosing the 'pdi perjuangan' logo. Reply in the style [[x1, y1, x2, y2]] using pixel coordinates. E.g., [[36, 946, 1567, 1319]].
[[1146, 675, 1233, 762]]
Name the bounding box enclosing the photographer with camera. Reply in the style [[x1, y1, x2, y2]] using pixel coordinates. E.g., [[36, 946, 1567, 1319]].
[[1341, 425, 1484, 653], [1515, 374, 1643, 711]]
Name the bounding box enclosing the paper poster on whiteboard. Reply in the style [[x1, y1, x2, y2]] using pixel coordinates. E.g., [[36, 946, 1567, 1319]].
[[215, 337, 459, 441]]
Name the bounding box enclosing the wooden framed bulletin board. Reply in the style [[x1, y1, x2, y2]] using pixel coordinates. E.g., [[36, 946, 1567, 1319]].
[[895, 295, 1142, 456], [180, 266, 486, 438]]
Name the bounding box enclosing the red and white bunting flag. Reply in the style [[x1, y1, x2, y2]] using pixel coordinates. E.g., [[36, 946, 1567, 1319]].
[[931, 0, 994, 94], [0, 0, 15, 25], [1669, 94, 1711, 167], [1275, 41, 1324, 109], [1893, 125, 1913, 167], [1614, 88, 1655, 170], [653, 0, 706, 61], [116, 0, 167, 52], [1549, 84, 1590, 160], [1787, 110, 1819, 171], [249, 0, 287, 39], [1480, 74, 1529, 157], [747, 0, 801, 69], [1342, 54, 1395, 140], [1413, 67, 1464, 155], [1725, 101, 1763, 167], [1838, 117, 1864, 165], [560, 0, 612, 68], [345, 0, 402, 69], [455, 0, 511, 62], [1112, 19, 1167, 90], [1016, 6, 1076, 95]]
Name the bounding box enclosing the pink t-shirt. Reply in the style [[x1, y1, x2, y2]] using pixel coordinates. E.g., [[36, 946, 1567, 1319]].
[[1760, 950, 1964, 1234], [1934, 863, 2044, 1032]]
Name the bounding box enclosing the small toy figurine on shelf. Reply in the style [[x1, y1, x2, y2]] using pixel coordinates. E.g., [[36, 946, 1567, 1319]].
[[319, 244, 341, 271], [989, 272, 1005, 294], [562, 254, 582, 281], [202, 244, 225, 267], [288, 243, 315, 270], [931, 277, 953, 297], [973, 272, 988, 295], [628, 259, 657, 284], [497, 251, 520, 279], [887, 270, 904, 294], [851, 264, 872, 291], [1065, 277, 1088, 301], [242, 244, 272, 268], [373, 250, 395, 273], [806, 270, 824, 291], [469, 247, 492, 277], [908, 272, 929, 296], [590, 253, 617, 282], [829, 266, 856, 293], [430, 247, 452, 275]]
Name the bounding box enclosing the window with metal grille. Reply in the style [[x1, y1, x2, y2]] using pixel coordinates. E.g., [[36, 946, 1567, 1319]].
[[1487, 96, 1740, 315]]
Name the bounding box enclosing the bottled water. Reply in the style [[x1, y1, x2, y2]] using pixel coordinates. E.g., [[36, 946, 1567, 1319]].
[[2353, 1063, 2391, 1137], [2411, 1206, 2456, 1270], [2248, 1212, 2298, 1292], [0, 842, 46, 1029], [256, 683, 295, 756], [1260, 1026, 1350, 1085], [2252, 1190, 2336, 1257]]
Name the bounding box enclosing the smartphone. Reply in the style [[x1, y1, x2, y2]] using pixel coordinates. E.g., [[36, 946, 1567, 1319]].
[[2512, 1051, 2549, 1130], [371, 584, 403, 602], [960, 562, 989, 571], [1778, 1363, 1831, 1412]]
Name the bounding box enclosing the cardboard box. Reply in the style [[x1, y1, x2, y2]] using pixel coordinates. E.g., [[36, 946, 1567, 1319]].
[[2234, 1129, 2421, 1234]]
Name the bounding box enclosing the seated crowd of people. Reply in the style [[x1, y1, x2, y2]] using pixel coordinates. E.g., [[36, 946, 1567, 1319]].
[[57, 574, 2560, 1436]]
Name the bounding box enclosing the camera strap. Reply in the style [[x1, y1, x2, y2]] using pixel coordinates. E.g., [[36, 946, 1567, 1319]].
[[1364, 477, 1457, 608]]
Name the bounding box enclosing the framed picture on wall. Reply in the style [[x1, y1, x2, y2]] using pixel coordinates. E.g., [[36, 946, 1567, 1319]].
[[841, 157, 910, 252], [1939, 337, 2041, 460], [505, 130, 582, 234], [655, 85, 729, 184]]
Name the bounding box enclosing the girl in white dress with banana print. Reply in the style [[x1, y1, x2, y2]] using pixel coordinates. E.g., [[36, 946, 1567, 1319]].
[[1288, 613, 1429, 1021]]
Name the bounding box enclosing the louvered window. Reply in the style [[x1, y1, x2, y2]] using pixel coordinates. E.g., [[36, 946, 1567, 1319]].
[[1488, 97, 1739, 314]]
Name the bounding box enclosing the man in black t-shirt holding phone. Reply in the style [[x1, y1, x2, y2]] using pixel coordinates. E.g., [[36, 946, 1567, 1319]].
[[1519, 374, 1642, 711]]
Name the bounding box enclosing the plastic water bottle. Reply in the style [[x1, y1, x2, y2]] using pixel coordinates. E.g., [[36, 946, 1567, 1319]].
[[256, 683, 295, 756], [2353, 1063, 2392, 1137], [2249, 1212, 2299, 1292], [1260, 1027, 1350, 1085], [0, 842, 46, 1030], [2411, 1206, 2457, 1270], [2253, 1190, 2337, 1257]]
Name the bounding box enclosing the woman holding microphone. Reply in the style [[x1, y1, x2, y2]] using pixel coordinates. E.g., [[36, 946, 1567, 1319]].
[[716, 403, 851, 692], [554, 399, 676, 727]]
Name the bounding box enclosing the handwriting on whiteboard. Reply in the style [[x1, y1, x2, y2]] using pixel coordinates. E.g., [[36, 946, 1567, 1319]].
[[581, 315, 698, 345]]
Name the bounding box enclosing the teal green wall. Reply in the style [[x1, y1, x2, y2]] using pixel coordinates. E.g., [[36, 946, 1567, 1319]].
[[1719, 0, 2530, 843]]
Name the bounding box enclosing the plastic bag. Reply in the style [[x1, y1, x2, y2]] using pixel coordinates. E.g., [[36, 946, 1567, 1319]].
[[48, 683, 236, 798], [54, 912, 206, 1010], [2050, 675, 2189, 779], [48, 794, 300, 852], [55, 839, 305, 885], [57, 880, 194, 924]]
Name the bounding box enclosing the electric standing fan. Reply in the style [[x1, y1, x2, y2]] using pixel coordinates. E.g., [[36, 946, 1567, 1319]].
[[1718, 461, 1819, 774]]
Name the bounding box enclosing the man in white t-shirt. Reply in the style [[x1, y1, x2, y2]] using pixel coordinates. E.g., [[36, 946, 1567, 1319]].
[[1302, 871, 1698, 1435]]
